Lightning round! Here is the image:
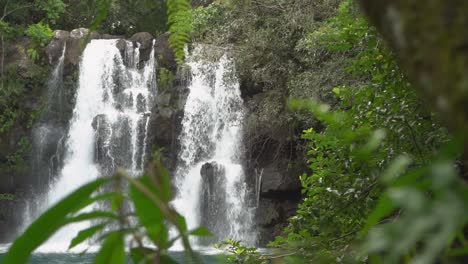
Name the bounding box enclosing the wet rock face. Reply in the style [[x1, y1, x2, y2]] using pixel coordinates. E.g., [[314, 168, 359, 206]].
[[154, 33, 177, 71], [130, 32, 154, 65], [46, 30, 69, 65], [240, 78, 305, 246], [260, 164, 301, 194], [199, 161, 228, 243]]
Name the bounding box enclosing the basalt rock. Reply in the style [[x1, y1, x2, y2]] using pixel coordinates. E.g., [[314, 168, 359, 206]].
[[260, 163, 301, 195], [154, 33, 177, 72], [130, 32, 154, 66], [199, 161, 228, 243], [46, 30, 69, 65], [147, 83, 188, 171]]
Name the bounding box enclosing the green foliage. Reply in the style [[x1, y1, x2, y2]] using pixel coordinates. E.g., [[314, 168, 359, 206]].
[[157, 67, 175, 89], [27, 103, 45, 129], [0, 193, 15, 200], [215, 239, 265, 264], [0, 21, 13, 37], [0, 73, 25, 133], [26, 22, 54, 47], [270, 1, 454, 262], [167, 0, 192, 63], [5, 137, 31, 168], [26, 48, 40, 62], [89, 0, 112, 32], [38, 0, 67, 23], [24, 22, 53, 62], [271, 99, 385, 258], [361, 138, 468, 263], [3, 160, 207, 264], [190, 3, 224, 39]]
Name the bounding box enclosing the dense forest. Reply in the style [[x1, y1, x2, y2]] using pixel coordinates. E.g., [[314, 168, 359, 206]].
[[0, 0, 467, 263]]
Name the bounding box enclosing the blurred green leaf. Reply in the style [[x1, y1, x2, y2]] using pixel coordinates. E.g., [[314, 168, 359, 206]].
[[130, 247, 155, 264], [189, 226, 212, 237], [69, 224, 106, 250], [160, 255, 179, 264], [94, 232, 125, 264], [2, 178, 108, 264], [361, 193, 394, 236], [129, 176, 165, 246], [381, 155, 412, 184], [67, 211, 118, 223]]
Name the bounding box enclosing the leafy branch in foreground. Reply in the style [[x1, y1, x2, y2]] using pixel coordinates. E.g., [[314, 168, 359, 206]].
[[215, 239, 264, 264], [2, 159, 211, 264], [275, 99, 468, 263]]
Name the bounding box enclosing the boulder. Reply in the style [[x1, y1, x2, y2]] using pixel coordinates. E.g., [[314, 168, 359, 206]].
[[46, 30, 69, 65], [130, 32, 154, 64], [256, 198, 299, 245], [115, 39, 127, 54], [156, 92, 172, 107], [64, 28, 100, 74], [54, 30, 70, 40], [199, 161, 228, 244], [92, 114, 112, 169], [130, 32, 154, 50], [154, 33, 177, 71], [240, 79, 263, 100], [101, 34, 125, 39], [260, 164, 301, 194], [256, 199, 280, 226]]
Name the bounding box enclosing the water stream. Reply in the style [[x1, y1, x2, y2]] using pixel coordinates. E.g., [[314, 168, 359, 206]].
[[33, 39, 156, 252], [172, 47, 256, 247], [16, 41, 256, 254]]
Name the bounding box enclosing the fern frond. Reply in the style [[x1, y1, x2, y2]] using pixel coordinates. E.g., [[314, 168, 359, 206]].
[[166, 0, 192, 64]]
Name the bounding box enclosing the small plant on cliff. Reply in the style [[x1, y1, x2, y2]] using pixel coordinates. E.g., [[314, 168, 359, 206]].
[[215, 239, 265, 264], [0, 193, 15, 200], [157, 67, 176, 90], [25, 22, 53, 62], [6, 137, 31, 170]]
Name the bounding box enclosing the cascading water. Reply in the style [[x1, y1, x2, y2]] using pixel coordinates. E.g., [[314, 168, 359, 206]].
[[23, 44, 68, 229], [15, 39, 258, 254], [172, 47, 256, 247], [32, 39, 156, 252]]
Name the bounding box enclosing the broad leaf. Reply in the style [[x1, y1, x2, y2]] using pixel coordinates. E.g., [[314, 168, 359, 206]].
[[129, 176, 165, 246], [130, 247, 156, 264], [94, 232, 125, 264], [360, 193, 394, 236], [189, 226, 212, 237], [2, 178, 108, 264], [69, 224, 106, 250], [67, 211, 118, 223]]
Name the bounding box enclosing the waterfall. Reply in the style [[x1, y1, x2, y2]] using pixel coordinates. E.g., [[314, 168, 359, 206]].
[[22, 44, 68, 230], [33, 39, 156, 252], [172, 47, 256, 247], [17, 39, 258, 253]]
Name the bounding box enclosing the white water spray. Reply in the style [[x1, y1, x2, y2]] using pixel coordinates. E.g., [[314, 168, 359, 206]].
[[172, 47, 256, 247], [35, 39, 156, 252]]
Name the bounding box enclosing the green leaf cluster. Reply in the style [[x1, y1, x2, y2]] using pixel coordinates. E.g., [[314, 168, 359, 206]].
[[215, 239, 266, 264], [167, 0, 192, 63]]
